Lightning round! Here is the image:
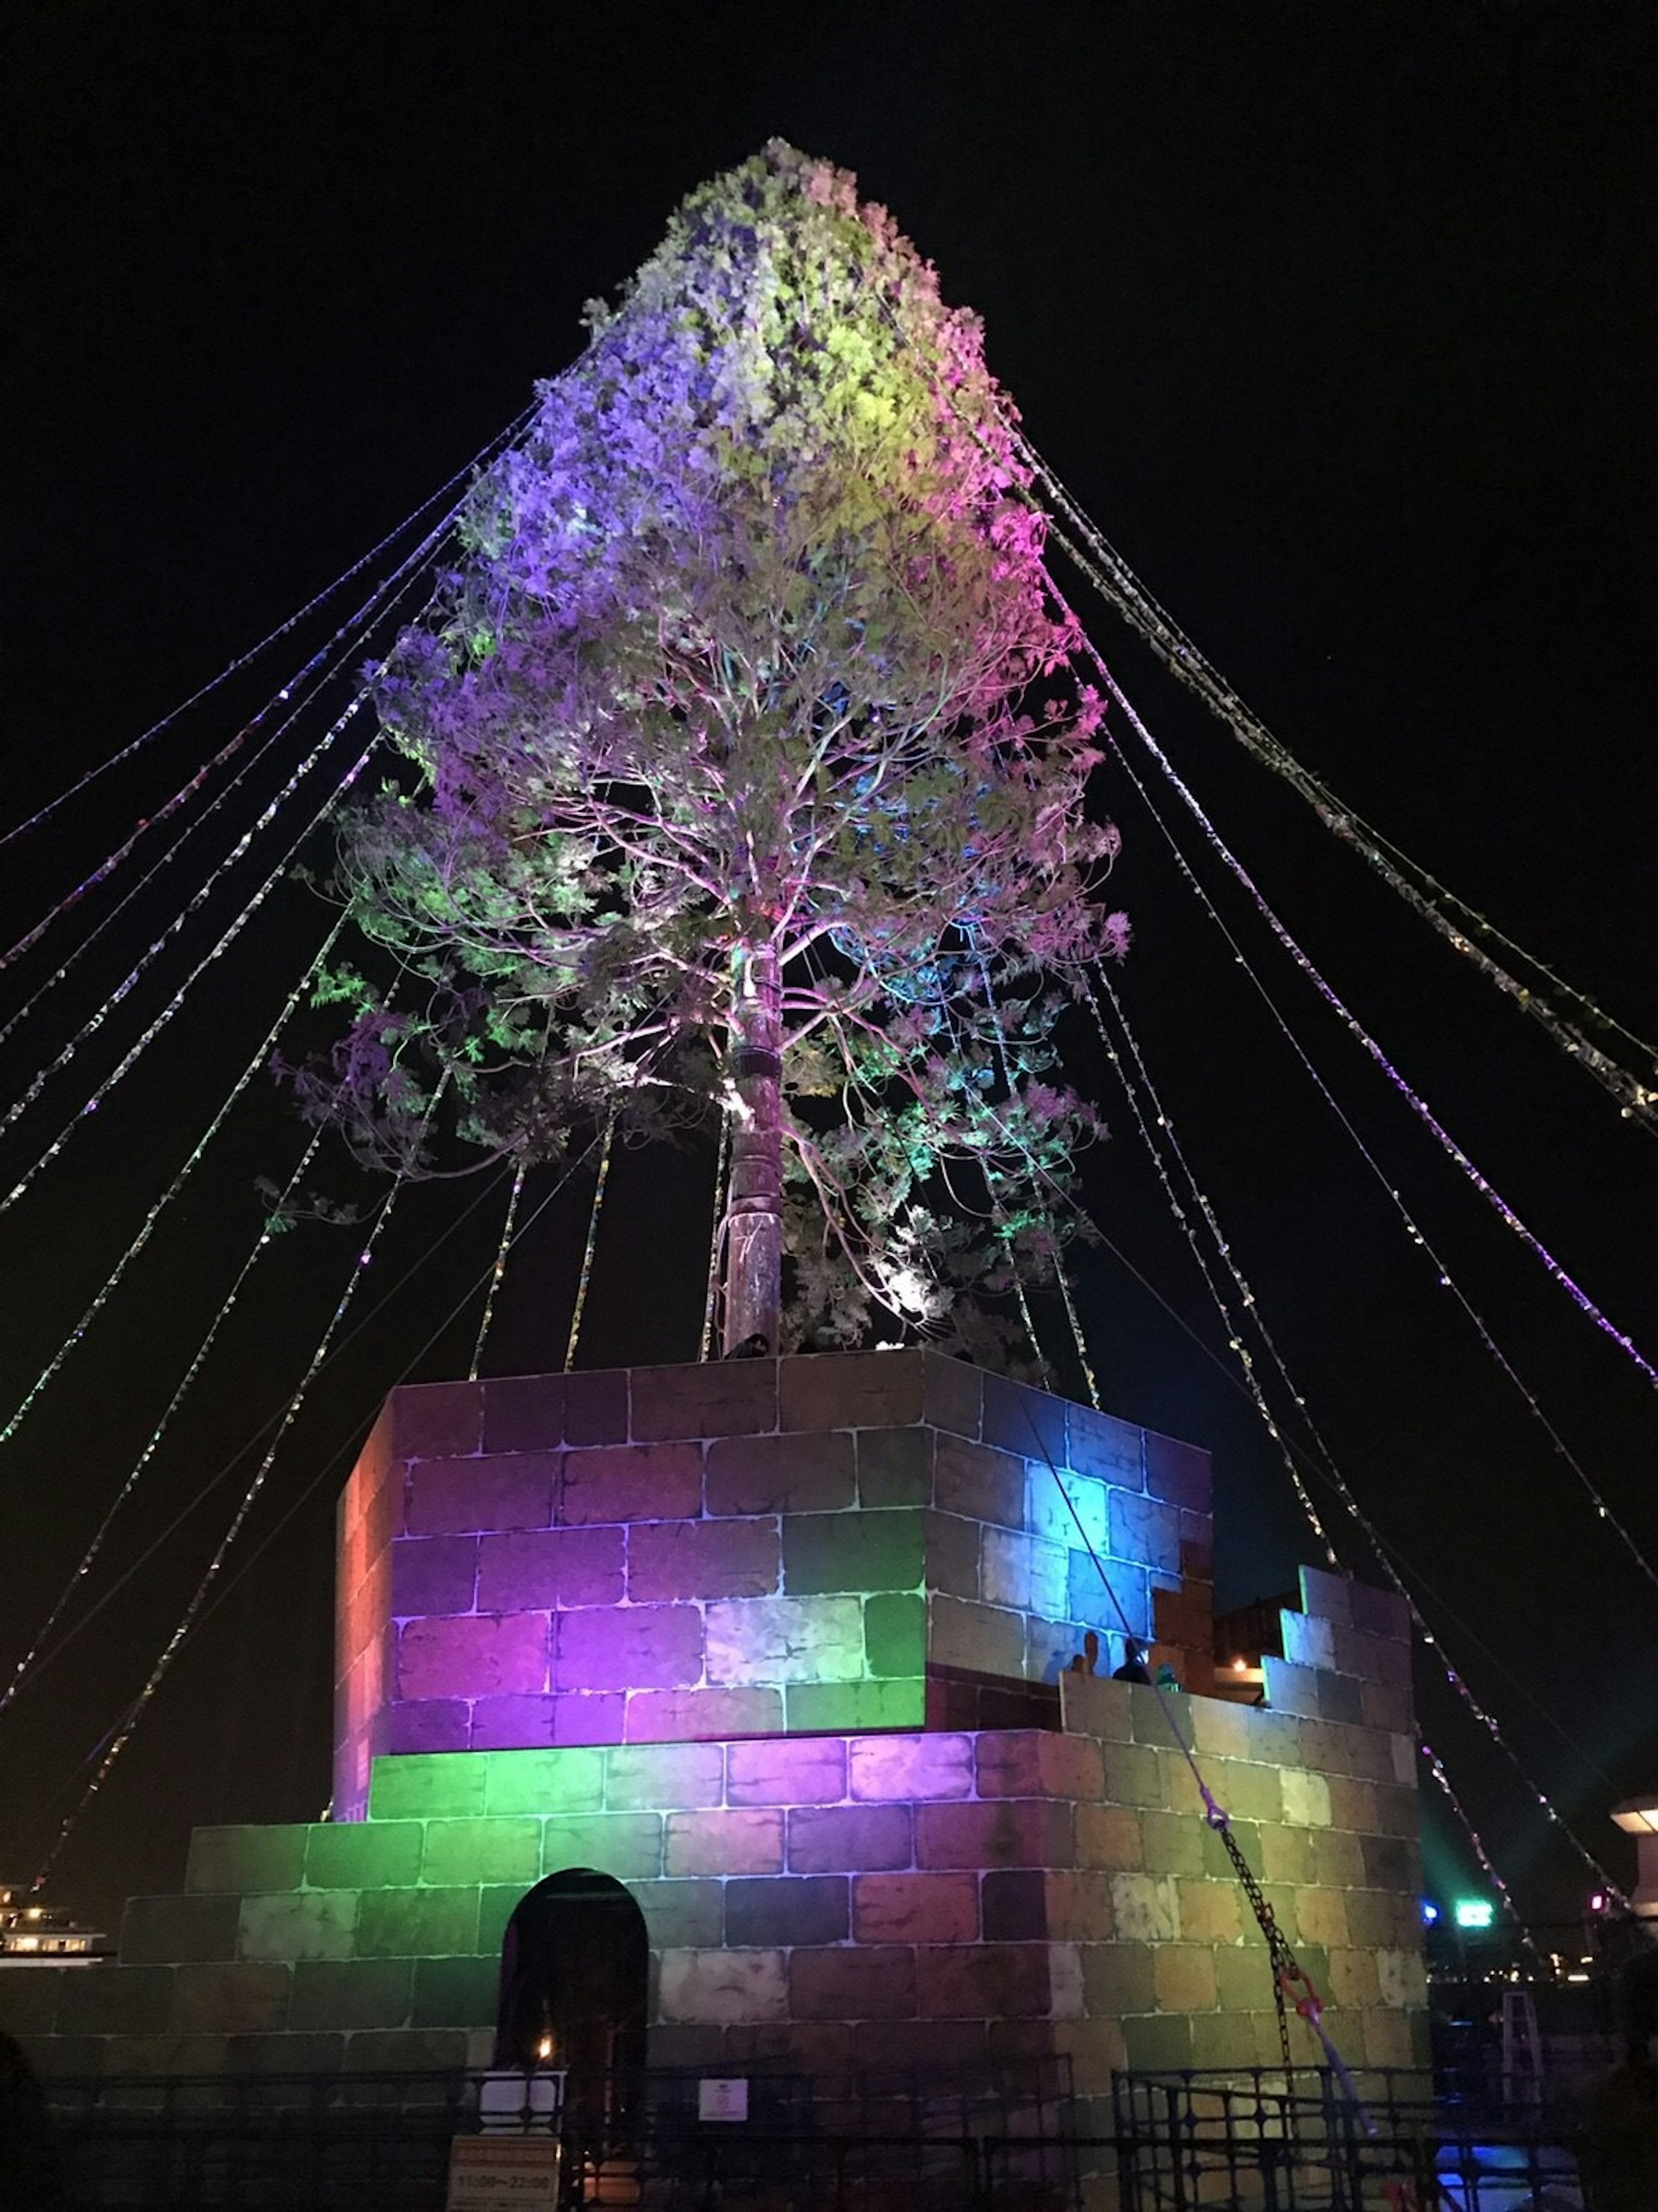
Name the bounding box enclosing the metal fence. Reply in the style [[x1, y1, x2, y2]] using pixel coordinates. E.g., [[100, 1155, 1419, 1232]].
[[1110, 2066, 1588, 2210]]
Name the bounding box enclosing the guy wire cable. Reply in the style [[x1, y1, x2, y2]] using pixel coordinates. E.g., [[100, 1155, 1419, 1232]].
[[1024, 450, 1658, 1129]]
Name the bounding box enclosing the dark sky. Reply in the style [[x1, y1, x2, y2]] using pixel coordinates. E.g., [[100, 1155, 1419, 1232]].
[[3, 3, 1653, 1935]]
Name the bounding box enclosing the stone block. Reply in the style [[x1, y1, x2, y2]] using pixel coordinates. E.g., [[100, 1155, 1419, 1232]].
[[1263, 1658, 1322, 1716], [625, 1687, 783, 1742], [856, 1427, 933, 1507], [625, 1879, 723, 1949], [784, 1508, 924, 1597], [1174, 1880, 1242, 1943], [1109, 1873, 1180, 1942], [56, 1964, 175, 2037], [288, 1959, 413, 2032], [480, 1373, 568, 1453], [789, 1945, 917, 2020], [172, 1963, 291, 2036], [864, 1592, 925, 1678], [238, 1892, 358, 1962], [1142, 1431, 1210, 1514], [1122, 2012, 1195, 2070], [1066, 1406, 1145, 1487], [477, 1526, 624, 1611], [398, 1613, 547, 1701], [664, 1809, 784, 1877], [981, 1527, 1068, 1616], [1068, 1553, 1149, 1639], [1139, 1809, 1206, 1879], [553, 1604, 702, 1692], [928, 1595, 1024, 1679], [934, 1434, 1024, 1529], [604, 1742, 724, 1812], [631, 1360, 777, 1441], [788, 1803, 913, 1873], [977, 1730, 1103, 1806], [705, 1432, 854, 1516], [1261, 1824, 1314, 1885], [917, 1799, 1073, 1870], [1360, 1831, 1418, 1893], [391, 1535, 479, 1617], [1188, 2011, 1258, 2069], [561, 1442, 702, 1524], [918, 1942, 1051, 2019], [780, 1352, 924, 1431], [1295, 1889, 1351, 1949], [849, 1733, 973, 1803], [724, 1876, 848, 1947], [1101, 1740, 1165, 1810], [406, 1454, 555, 1537], [628, 1518, 779, 1603], [981, 1868, 1048, 1941], [1026, 1466, 1107, 1553], [541, 1813, 663, 1881], [658, 1947, 788, 2025], [1059, 1671, 1134, 1742], [851, 1872, 978, 1945], [342, 2027, 470, 2070], [355, 1887, 480, 1958], [186, 1824, 308, 1894], [924, 1510, 981, 1599], [1329, 1948, 1383, 2010], [1107, 1491, 1182, 1575], [1044, 1870, 1116, 1941], [547, 1693, 627, 1745], [785, 1679, 925, 1731], [385, 1699, 470, 1755], [705, 1594, 863, 1685], [470, 1695, 561, 1748], [410, 1954, 500, 2029], [980, 1375, 1066, 1466], [390, 1379, 484, 1461], [921, 1353, 981, 1439], [422, 1817, 541, 1887], [727, 1737, 848, 1807], [120, 1893, 242, 1965], [1349, 1581, 1411, 1641], [1327, 1776, 1380, 1833], [1298, 1566, 1354, 1624], [0, 1968, 63, 2034], [304, 1820, 425, 1889], [1311, 1829, 1367, 1890], [1376, 1946, 1427, 2010], [1076, 1804, 1144, 1870]]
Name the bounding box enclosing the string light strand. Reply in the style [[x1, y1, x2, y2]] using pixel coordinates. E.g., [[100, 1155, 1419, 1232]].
[[469, 1161, 528, 1382]]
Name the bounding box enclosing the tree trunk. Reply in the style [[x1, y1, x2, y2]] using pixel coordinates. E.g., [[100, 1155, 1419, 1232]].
[[723, 941, 782, 1354]]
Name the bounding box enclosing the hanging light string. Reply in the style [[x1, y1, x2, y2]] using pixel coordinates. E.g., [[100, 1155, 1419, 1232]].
[[0, 712, 382, 1222], [699, 1111, 731, 1361], [31, 1076, 446, 1889], [0, 400, 535, 858], [1082, 964, 1339, 1564], [1417, 1740, 1545, 1966], [1060, 610, 1658, 1400], [1052, 1246, 1102, 1412], [0, 543, 451, 1049], [469, 1160, 528, 1382], [1096, 713, 1658, 1597], [1021, 452, 1658, 1130], [0, 911, 351, 1461], [0, 1116, 330, 1719], [1085, 954, 1633, 1905], [562, 1109, 616, 1371]]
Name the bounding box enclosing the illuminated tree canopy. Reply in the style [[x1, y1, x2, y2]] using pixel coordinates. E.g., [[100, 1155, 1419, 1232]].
[[297, 140, 1126, 1357]]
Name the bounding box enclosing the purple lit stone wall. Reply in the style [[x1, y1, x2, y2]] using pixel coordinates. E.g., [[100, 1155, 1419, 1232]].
[[333, 1353, 1215, 1820]]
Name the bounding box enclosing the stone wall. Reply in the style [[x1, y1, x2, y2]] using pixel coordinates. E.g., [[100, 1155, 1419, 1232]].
[[4, 1568, 1426, 2093], [335, 1352, 1215, 1818]]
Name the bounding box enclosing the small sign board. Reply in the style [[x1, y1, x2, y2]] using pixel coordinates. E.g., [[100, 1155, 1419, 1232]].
[[447, 2135, 561, 2206], [697, 2076, 749, 2123]]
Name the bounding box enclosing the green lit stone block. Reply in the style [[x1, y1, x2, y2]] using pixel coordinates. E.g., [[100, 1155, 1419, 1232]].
[[782, 1508, 924, 1597], [481, 1748, 604, 1817], [367, 1754, 487, 1820], [422, 1817, 541, 1887], [185, 1825, 309, 1895], [864, 1593, 926, 1679], [411, 1953, 501, 2030], [304, 1821, 424, 1890], [355, 1886, 481, 1958], [785, 1679, 925, 1732]]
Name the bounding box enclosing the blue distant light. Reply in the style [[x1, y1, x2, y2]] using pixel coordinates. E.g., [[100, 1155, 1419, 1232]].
[[1420, 1900, 1440, 1926]]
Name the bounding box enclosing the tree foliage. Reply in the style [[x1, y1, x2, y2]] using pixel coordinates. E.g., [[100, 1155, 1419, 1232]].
[[295, 140, 1127, 1356]]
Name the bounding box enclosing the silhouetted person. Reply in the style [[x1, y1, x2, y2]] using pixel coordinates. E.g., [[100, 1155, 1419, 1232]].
[[1111, 1636, 1151, 1684], [1066, 1629, 1100, 1676], [0, 2033, 68, 2211], [1582, 1942, 1658, 2209]]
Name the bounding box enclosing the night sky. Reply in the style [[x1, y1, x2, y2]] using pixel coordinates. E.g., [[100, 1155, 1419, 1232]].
[[4, 3, 1654, 1938]]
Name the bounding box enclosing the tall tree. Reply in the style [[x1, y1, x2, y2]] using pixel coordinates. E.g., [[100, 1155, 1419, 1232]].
[[297, 142, 1126, 1359]]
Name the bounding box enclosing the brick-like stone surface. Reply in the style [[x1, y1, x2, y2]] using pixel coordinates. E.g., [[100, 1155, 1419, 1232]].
[[917, 1800, 1073, 1870], [628, 1518, 779, 1602], [705, 1432, 854, 1516], [561, 1443, 702, 1525], [631, 1361, 777, 1442], [367, 1752, 487, 1819], [658, 1948, 788, 2025], [726, 1737, 848, 1807], [783, 1509, 924, 1597], [917, 1942, 1051, 2019], [398, 1613, 547, 1701], [304, 1821, 424, 1890], [1143, 1431, 1210, 1513], [391, 1535, 479, 1618], [405, 1455, 556, 1537], [237, 1892, 358, 1963], [724, 1876, 849, 1948], [186, 1825, 308, 1895], [172, 1964, 292, 2037], [355, 1887, 480, 1958], [789, 1945, 918, 2020], [933, 1435, 1024, 1529], [121, 1893, 241, 1965], [604, 1742, 725, 1812], [540, 1813, 664, 1881], [853, 1872, 979, 1945], [705, 1595, 863, 1685], [553, 1605, 702, 1692], [785, 1680, 926, 1733], [410, 1954, 500, 2030], [856, 1428, 932, 1508], [864, 1593, 926, 1678], [422, 1817, 541, 1887], [624, 1688, 783, 1742], [780, 1353, 924, 1432], [929, 1595, 1025, 1679], [849, 1733, 973, 1803], [665, 1809, 784, 1878], [385, 1699, 471, 1755], [788, 1803, 913, 1874], [477, 1527, 624, 1612], [625, 1879, 724, 1949], [288, 1960, 412, 2032]]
